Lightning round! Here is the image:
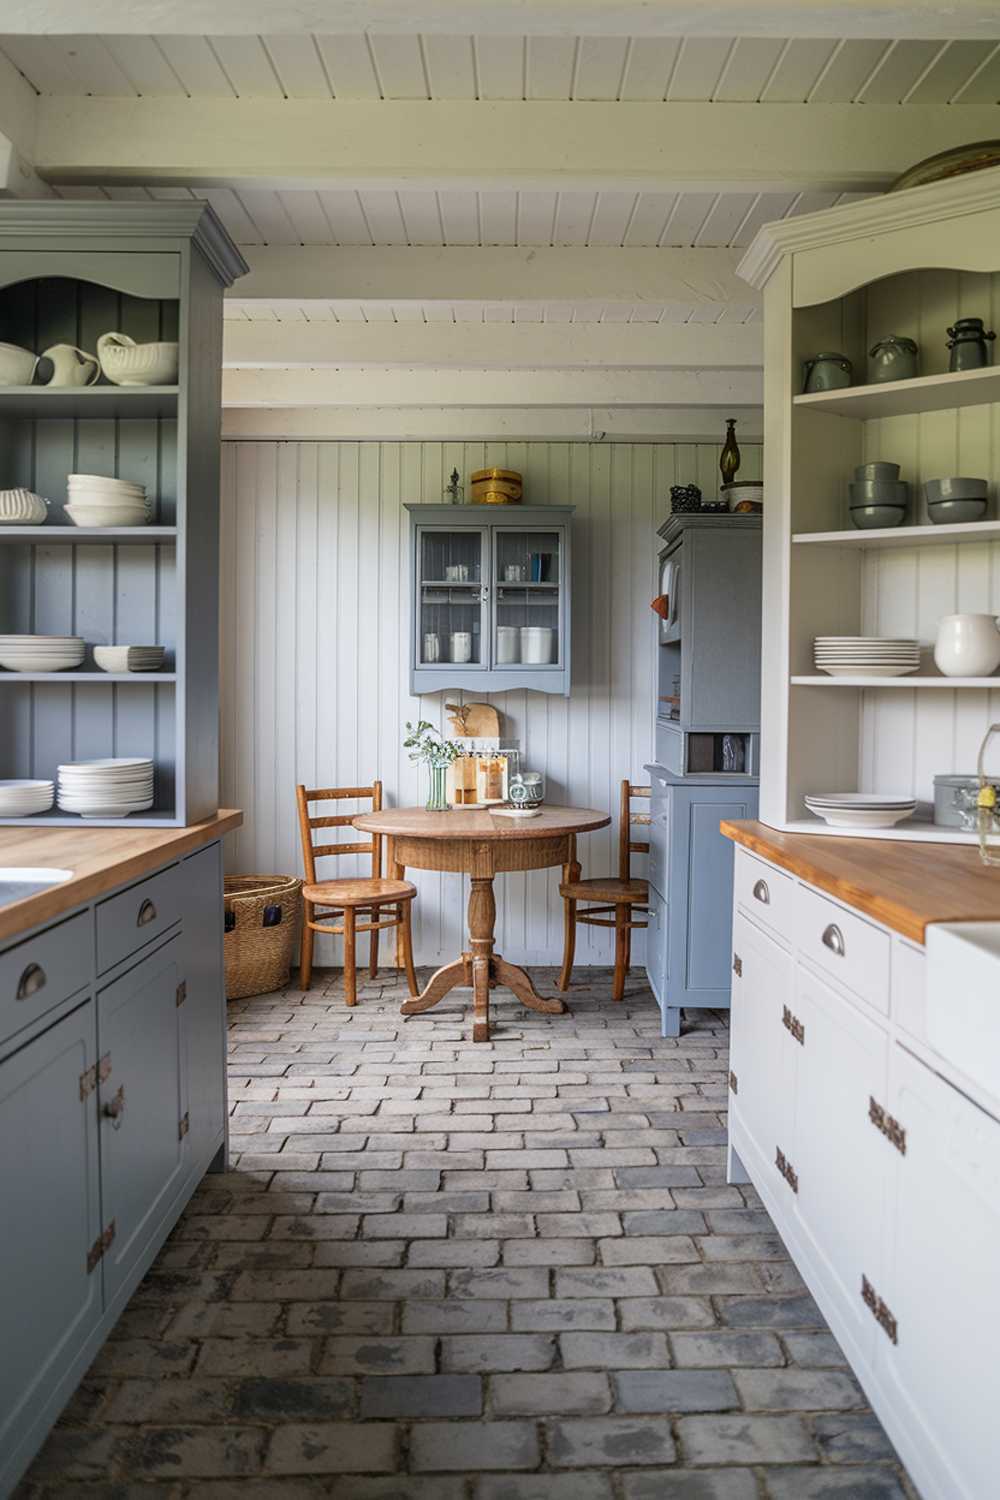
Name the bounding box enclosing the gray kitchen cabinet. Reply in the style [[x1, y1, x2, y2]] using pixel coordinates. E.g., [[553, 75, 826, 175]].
[[180, 842, 227, 1172], [0, 999, 102, 1478], [97, 936, 186, 1306], [405, 504, 574, 695]]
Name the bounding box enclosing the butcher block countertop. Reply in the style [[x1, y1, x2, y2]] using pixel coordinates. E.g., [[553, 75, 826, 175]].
[[0, 810, 242, 945], [722, 819, 1000, 944]]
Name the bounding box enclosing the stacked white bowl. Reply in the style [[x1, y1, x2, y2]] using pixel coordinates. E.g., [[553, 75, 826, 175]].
[[93, 645, 166, 674], [65, 474, 150, 529], [57, 757, 154, 818], [0, 779, 55, 816], [0, 634, 85, 672]]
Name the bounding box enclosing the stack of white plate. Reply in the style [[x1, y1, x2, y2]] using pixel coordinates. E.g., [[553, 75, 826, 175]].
[[57, 757, 154, 818], [93, 645, 166, 674], [804, 792, 917, 829], [814, 636, 920, 677], [0, 634, 85, 672], [0, 779, 54, 816], [65, 474, 150, 529]]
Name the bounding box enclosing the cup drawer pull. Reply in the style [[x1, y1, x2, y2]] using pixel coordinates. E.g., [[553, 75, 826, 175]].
[[16, 962, 46, 1001], [821, 922, 845, 957], [136, 898, 157, 927], [752, 878, 770, 905]]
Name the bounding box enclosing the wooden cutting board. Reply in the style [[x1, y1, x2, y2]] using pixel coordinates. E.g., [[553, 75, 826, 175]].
[[446, 701, 501, 738]]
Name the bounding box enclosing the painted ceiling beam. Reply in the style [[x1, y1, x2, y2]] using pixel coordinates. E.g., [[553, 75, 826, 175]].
[[222, 319, 761, 371], [221, 365, 762, 408], [35, 100, 1000, 194], [222, 405, 764, 443], [5, 1, 999, 39], [232, 247, 757, 309]]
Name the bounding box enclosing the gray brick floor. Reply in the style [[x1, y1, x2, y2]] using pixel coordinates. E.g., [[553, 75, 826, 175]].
[[19, 967, 918, 1498]]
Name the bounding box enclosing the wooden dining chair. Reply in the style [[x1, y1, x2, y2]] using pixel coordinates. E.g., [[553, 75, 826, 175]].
[[558, 778, 651, 1002], [295, 780, 419, 1006]]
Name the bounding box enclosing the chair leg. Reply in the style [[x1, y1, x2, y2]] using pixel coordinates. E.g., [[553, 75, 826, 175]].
[[558, 896, 577, 992], [400, 899, 419, 997], [343, 908, 357, 1007], [623, 905, 632, 975], [612, 904, 628, 1002], [369, 910, 380, 980], [299, 904, 315, 991]]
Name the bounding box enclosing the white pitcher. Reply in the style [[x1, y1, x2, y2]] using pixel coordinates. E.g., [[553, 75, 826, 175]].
[[40, 343, 100, 388], [934, 614, 1000, 678]]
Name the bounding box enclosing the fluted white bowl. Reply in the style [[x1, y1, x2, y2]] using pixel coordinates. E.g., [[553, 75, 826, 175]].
[[0, 488, 48, 525], [97, 336, 178, 387]]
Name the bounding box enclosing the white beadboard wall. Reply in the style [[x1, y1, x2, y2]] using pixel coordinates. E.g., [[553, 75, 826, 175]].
[[219, 437, 761, 967]]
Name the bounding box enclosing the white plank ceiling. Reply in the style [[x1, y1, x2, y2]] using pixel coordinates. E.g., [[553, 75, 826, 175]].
[[4, 33, 1000, 103], [222, 298, 761, 325]]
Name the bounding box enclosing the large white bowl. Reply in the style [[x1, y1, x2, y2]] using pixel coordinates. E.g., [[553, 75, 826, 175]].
[[65, 506, 150, 529], [68, 473, 146, 491], [97, 334, 179, 387]]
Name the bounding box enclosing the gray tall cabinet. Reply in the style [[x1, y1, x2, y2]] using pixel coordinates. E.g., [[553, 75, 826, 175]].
[[0, 203, 247, 824], [646, 514, 762, 1036]]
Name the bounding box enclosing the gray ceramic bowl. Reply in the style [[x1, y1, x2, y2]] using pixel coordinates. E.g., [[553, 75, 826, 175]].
[[854, 461, 901, 482], [923, 476, 988, 504], [848, 479, 909, 505], [850, 504, 907, 530], [927, 497, 988, 525]]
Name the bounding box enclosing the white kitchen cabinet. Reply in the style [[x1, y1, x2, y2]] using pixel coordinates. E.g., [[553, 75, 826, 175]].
[[728, 910, 794, 1186]]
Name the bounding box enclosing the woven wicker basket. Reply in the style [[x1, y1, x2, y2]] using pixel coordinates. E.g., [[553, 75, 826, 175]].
[[224, 874, 303, 1000]]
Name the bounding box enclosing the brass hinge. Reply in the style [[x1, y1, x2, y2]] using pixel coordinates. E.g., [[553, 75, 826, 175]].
[[79, 1063, 97, 1100], [728, 1069, 738, 1095], [862, 1274, 898, 1344], [98, 1053, 112, 1083], [86, 1220, 116, 1275], [179, 1111, 190, 1140], [775, 1145, 799, 1194], [869, 1097, 906, 1155], [782, 1005, 805, 1045], [176, 980, 187, 1007], [732, 953, 742, 977]]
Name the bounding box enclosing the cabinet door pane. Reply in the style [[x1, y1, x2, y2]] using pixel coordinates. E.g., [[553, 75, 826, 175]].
[[729, 911, 794, 1182], [0, 1000, 102, 1466], [418, 527, 485, 666], [493, 528, 561, 668]]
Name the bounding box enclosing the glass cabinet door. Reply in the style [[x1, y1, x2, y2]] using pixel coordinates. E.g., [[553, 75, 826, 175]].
[[417, 527, 487, 667], [492, 528, 562, 670]]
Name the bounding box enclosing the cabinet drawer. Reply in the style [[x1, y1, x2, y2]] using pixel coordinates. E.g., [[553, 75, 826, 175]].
[[795, 882, 890, 1014], [733, 847, 793, 941], [0, 911, 93, 1043], [96, 863, 183, 975]]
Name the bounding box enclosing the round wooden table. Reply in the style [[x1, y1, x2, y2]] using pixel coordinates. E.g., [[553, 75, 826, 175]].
[[352, 806, 610, 1041]]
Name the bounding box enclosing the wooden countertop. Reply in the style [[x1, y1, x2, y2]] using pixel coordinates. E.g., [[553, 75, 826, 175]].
[[721, 820, 1000, 944], [0, 810, 243, 944]]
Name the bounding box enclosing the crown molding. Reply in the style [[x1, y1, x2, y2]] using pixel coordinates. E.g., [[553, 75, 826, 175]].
[[0, 200, 248, 286], [738, 163, 1000, 290]]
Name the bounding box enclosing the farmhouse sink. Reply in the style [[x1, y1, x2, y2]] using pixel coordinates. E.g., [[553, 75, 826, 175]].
[[0, 867, 73, 908]]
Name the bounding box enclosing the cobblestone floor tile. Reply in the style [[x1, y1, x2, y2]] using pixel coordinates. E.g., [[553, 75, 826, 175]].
[[548, 1416, 676, 1467]]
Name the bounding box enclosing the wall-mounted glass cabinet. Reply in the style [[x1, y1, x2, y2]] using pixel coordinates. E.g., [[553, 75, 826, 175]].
[[406, 504, 573, 695]]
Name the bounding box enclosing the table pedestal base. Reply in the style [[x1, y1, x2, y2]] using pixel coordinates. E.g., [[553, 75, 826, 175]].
[[400, 875, 566, 1041]]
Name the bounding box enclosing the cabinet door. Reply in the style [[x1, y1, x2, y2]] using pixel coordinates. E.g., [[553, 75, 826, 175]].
[[0, 1001, 102, 1465], [181, 842, 226, 1170], [728, 911, 794, 1183], [491, 524, 565, 672], [415, 524, 489, 669], [791, 963, 889, 1369], [98, 937, 186, 1304], [644, 885, 668, 1010], [876, 1046, 1000, 1500]]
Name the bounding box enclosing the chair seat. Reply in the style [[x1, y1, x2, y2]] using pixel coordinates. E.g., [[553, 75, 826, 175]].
[[304, 877, 416, 908], [559, 876, 649, 904]]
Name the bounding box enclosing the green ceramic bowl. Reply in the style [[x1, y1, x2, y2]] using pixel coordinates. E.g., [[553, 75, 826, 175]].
[[850, 504, 907, 530]]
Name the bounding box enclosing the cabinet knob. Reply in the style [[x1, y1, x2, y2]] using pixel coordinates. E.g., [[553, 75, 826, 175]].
[[102, 1085, 126, 1127], [821, 922, 845, 957], [137, 898, 157, 927], [15, 962, 46, 1001], [752, 878, 770, 905]]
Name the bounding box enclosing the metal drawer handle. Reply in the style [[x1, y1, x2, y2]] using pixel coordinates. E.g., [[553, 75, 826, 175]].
[[16, 962, 47, 1001], [822, 922, 845, 957], [102, 1084, 126, 1128], [137, 898, 157, 927], [752, 878, 770, 905]]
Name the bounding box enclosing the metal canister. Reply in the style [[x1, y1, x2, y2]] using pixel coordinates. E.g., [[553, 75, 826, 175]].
[[802, 352, 853, 393], [947, 317, 996, 371]]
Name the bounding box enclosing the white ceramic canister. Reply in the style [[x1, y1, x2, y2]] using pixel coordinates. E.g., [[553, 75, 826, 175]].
[[422, 632, 441, 663], [520, 626, 554, 664], [496, 626, 520, 664], [450, 631, 473, 663], [934, 614, 1000, 678]]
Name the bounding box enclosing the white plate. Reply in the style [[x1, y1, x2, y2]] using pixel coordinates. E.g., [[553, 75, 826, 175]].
[[805, 793, 916, 807], [59, 757, 152, 770], [808, 807, 915, 829], [816, 665, 920, 677]]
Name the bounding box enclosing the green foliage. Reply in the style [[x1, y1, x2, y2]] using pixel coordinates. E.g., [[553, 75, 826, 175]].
[[403, 720, 462, 768]]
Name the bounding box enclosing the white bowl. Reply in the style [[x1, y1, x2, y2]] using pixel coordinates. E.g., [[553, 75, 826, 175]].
[[93, 645, 165, 673], [68, 473, 146, 491], [0, 488, 49, 525], [97, 334, 179, 387], [65, 506, 150, 529]]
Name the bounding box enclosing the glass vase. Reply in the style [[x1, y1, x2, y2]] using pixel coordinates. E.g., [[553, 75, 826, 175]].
[[426, 763, 450, 812]]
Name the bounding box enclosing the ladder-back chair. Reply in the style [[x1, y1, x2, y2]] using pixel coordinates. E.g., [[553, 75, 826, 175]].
[[295, 780, 418, 1006], [558, 778, 651, 1002]]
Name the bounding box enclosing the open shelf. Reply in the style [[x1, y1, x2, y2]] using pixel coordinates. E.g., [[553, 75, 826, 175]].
[[0, 526, 177, 545], [793, 520, 1000, 550], [783, 816, 977, 845], [0, 809, 179, 827], [793, 364, 1000, 420], [0, 672, 175, 684], [792, 675, 1000, 689], [0, 386, 179, 418]]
